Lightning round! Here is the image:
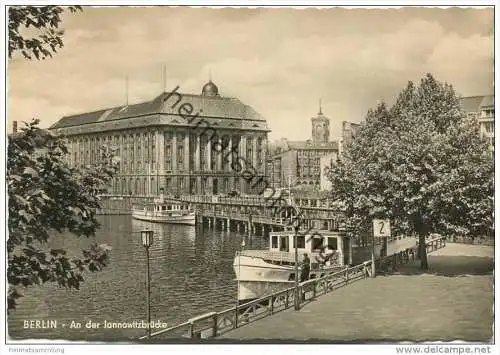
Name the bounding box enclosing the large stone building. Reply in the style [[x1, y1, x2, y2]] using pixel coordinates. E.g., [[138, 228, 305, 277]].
[[268, 105, 339, 189], [459, 95, 494, 156], [49, 80, 270, 196]]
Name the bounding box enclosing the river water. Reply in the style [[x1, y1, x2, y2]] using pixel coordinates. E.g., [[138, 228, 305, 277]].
[[8, 215, 266, 341]]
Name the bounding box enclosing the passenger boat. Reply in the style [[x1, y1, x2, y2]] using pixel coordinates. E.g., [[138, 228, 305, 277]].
[[233, 230, 349, 303], [132, 194, 196, 225]]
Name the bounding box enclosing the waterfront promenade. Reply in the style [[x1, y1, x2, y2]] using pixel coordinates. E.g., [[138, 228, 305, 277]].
[[219, 243, 494, 342]]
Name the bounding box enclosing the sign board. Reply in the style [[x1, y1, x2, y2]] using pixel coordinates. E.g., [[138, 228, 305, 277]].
[[373, 219, 391, 238]]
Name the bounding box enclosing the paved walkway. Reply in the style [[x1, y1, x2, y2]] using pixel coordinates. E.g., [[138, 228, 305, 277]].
[[219, 244, 493, 342]]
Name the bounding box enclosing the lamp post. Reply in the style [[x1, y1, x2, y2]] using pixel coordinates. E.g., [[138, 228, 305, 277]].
[[338, 222, 346, 266], [285, 204, 301, 311], [141, 229, 154, 338], [293, 224, 300, 311]]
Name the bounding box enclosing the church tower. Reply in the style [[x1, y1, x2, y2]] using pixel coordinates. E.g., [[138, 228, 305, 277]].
[[311, 99, 330, 143]]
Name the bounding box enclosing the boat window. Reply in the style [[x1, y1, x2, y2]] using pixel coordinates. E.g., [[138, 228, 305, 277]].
[[280, 236, 289, 252], [312, 237, 323, 250], [271, 236, 278, 249], [288, 273, 295, 281], [293, 235, 305, 249], [162, 206, 166, 211], [327, 237, 338, 250]]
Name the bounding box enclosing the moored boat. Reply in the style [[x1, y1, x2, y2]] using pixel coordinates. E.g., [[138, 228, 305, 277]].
[[132, 195, 195, 225], [233, 230, 349, 303]]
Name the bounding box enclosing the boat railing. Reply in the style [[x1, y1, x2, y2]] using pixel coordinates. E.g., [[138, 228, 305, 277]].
[[138, 235, 446, 341]]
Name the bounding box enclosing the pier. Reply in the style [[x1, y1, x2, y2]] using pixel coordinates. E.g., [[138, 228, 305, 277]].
[[138, 236, 447, 341], [97, 194, 346, 235]]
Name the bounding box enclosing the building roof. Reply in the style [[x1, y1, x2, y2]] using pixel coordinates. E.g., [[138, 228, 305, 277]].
[[201, 80, 220, 97], [479, 95, 494, 108], [460, 95, 494, 112], [50, 86, 266, 130]]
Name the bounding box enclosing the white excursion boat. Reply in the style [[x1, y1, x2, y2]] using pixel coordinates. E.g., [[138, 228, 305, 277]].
[[234, 230, 349, 303], [132, 194, 196, 225]]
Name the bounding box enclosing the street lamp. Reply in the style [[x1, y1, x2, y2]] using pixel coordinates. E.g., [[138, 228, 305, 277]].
[[338, 222, 347, 266], [141, 229, 154, 338], [293, 223, 301, 311]]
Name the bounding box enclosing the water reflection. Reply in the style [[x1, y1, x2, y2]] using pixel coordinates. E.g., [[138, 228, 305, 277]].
[[130, 219, 196, 252]]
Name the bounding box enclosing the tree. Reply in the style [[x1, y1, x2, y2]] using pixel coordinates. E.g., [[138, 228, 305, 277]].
[[7, 6, 119, 311], [9, 5, 82, 60], [326, 74, 494, 269], [7, 120, 119, 311]]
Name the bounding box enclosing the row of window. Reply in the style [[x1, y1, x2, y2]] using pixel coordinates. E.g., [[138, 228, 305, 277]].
[[111, 176, 247, 195], [270, 235, 339, 250], [481, 109, 494, 117], [66, 132, 267, 172]]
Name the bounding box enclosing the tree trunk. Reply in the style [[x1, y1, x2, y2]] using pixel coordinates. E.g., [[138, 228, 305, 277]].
[[418, 232, 429, 270]]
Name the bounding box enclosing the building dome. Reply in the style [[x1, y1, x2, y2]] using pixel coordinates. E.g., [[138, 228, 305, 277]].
[[201, 80, 220, 97]]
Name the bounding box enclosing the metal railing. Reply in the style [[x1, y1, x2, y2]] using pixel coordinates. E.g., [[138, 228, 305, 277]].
[[138, 236, 446, 341], [97, 194, 345, 220]]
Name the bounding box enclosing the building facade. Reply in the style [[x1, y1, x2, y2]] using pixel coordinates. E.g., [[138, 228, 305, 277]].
[[340, 121, 361, 156], [49, 81, 270, 196], [268, 106, 339, 189], [460, 95, 494, 156], [319, 152, 338, 191]]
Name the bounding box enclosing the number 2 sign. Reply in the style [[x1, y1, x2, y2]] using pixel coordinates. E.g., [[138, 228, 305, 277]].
[[373, 219, 391, 238]]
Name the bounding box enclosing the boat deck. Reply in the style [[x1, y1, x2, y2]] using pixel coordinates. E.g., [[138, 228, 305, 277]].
[[238, 249, 341, 266]]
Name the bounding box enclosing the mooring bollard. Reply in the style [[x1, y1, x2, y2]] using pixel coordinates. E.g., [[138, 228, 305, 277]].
[[187, 323, 194, 338]]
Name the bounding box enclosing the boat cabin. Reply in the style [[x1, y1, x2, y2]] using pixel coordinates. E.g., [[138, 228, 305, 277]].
[[143, 202, 191, 216], [143, 202, 190, 213], [268, 230, 350, 266]]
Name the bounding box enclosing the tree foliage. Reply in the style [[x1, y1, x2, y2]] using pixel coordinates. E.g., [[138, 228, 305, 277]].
[[326, 74, 494, 268], [7, 120, 118, 311], [8, 5, 82, 60]]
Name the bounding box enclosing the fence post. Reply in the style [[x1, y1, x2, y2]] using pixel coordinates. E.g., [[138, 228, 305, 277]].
[[345, 268, 349, 285], [187, 322, 194, 338], [313, 280, 317, 298], [270, 294, 274, 315], [285, 291, 289, 309], [363, 261, 370, 277], [212, 314, 218, 338]]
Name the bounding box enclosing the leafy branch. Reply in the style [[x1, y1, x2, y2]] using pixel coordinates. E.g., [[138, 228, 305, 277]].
[[8, 5, 82, 60]]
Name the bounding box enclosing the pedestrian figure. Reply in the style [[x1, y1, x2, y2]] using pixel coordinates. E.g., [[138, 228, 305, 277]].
[[300, 254, 311, 282]]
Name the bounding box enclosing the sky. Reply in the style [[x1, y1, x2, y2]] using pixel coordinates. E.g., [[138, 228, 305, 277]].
[[7, 6, 494, 141]]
